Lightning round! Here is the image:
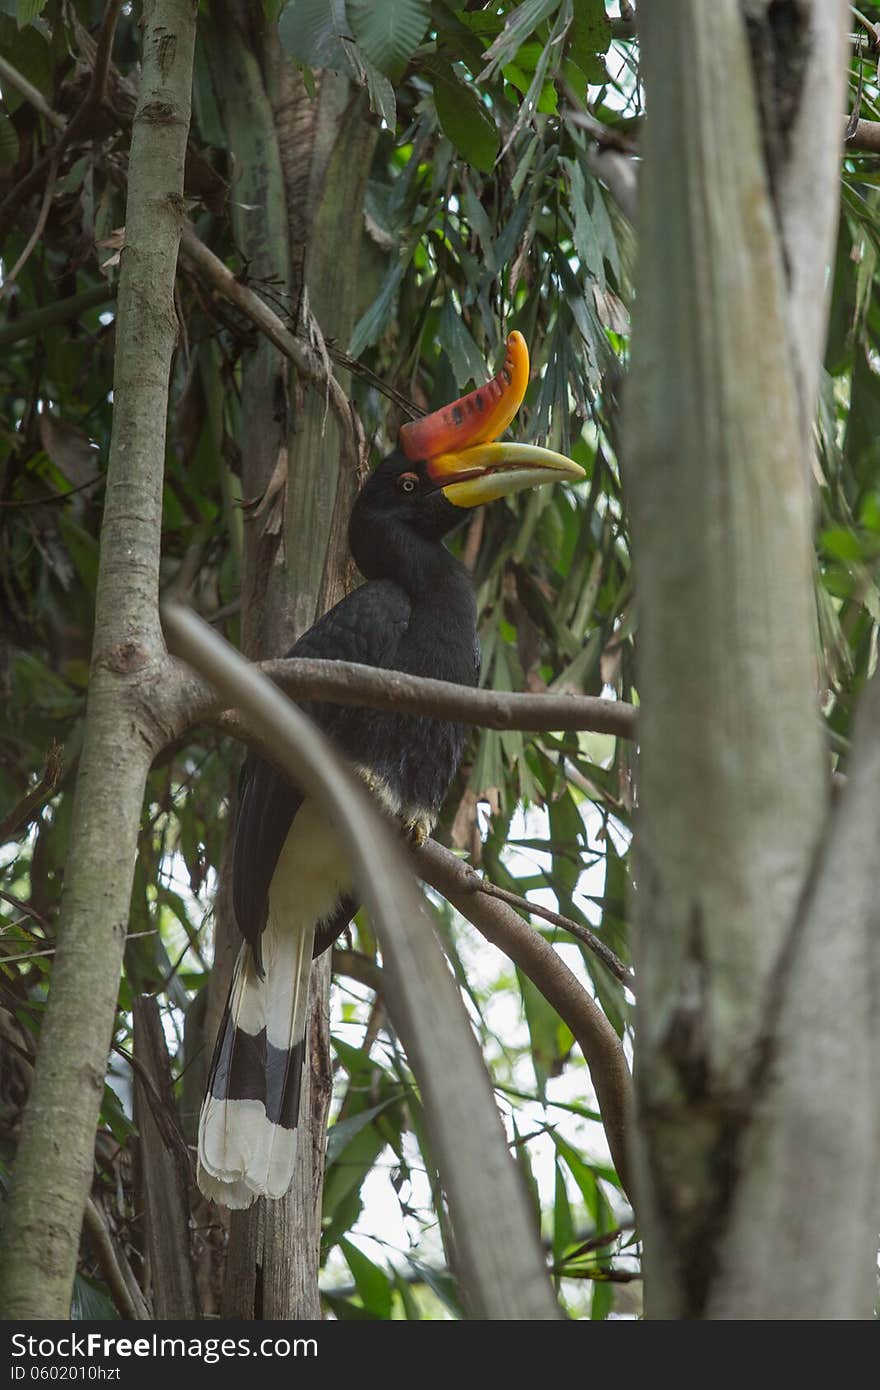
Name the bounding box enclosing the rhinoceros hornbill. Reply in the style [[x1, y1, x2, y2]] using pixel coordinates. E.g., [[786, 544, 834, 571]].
[[197, 331, 583, 1208]]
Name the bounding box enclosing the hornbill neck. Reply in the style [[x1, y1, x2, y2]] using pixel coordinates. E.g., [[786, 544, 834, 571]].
[[353, 513, 474, 611]]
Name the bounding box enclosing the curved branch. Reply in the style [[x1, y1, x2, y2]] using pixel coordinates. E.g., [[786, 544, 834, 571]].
[[467, 873, 634, 986], [179, 226, 363, 459], [414, 839, 634, 1205], [162, 602, 559, 1321], [82, 1198, 149, 1321], [0, 54, 65, 130]]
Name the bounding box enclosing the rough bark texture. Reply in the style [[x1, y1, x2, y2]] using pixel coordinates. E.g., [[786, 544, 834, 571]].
[[0, 0, 196, 1319], [625, 0, 846, 1319]]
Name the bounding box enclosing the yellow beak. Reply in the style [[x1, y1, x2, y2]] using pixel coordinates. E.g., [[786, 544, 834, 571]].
[[399, 332, 584, 507]]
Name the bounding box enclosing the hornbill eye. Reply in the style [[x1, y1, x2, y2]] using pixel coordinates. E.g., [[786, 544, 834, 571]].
[[398, 472, 419, 493]]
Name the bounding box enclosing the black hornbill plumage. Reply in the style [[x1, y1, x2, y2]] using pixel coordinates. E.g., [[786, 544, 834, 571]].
[[197, 332, 583, 1207]]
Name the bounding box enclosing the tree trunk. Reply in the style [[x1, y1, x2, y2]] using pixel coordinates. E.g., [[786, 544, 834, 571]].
[[625, 0, 854, 1318], [0, 0, 197, 1319]]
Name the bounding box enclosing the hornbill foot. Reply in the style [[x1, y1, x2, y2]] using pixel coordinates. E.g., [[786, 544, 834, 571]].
[[401, 814, 431, 848]]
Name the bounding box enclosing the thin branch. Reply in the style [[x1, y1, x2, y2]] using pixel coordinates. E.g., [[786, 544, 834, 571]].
[[0, 890, 51, 931], [89, 0, 125, 108], [0, 55, 65, 129], [332, 947, 384, 993], [0, 153, 58, 297], [0, 743, 63, 845], [465, 872, 634, 986], [0, 474, 106, 510], [414, 838, 634, 1204], [322, 340, 422, 418], [179, 226, 364, 459], [0, 283, 116, 351], [2, 929, 154, 967], [82, 1197, 149, 1320], [852, 7, 880, 49], [560, 102, 639, 154]]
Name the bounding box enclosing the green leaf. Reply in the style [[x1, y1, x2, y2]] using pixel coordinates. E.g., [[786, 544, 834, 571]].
[[349, 259, 405, 357], [563, 157, 604, 288], [821, 526, 865, 562], [404, 1257, 463, 1318], [348, 0, 430, 80], [325, 1092, 403, 1167], [0, 19, 50, 113], [322, 1291, 375, 1319], [591, 1278, 614, 1319], [567, 0, 612, 84], [433, 71, 499, 174], [438, 298, 486, 388], [278, 0, 357, 75], [100, 1082, 136, 1145], [552, 1158, 575, 1269], [0, 112, 20, 164], [362, 56, 397, 127], [551, 1132, 607, 1222], [394, 1269, 422, 1320], [16, 0, 46, 25], [71, 1273, 119, 1321], [339, 1238, 394, 1319], [518, 967, 570, 1097], [481, 0, 562, 76]]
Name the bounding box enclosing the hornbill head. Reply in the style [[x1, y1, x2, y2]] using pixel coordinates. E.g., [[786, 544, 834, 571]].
[[350, 332, 584, 556]]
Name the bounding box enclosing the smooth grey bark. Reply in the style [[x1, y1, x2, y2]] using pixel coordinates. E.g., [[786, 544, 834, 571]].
[[0, 0, 196, 1320], [626, 0, 848, 1318], [709, 675, 880, 1318]]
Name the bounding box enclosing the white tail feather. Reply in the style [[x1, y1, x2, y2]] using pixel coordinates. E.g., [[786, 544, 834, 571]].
[[197, 798, 349, 1208]]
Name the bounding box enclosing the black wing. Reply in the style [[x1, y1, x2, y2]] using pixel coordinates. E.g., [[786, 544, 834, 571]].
[[231, 580, 411, 967]]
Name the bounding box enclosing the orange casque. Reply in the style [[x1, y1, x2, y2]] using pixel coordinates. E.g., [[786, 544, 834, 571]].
[[399, 331, 530, 463]]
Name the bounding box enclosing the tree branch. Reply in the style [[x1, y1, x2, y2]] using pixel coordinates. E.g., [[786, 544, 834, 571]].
[[82, 1197, 149, 1320], [178, 225, 363, 459], [709, 672, 880, 1318], [0, 742, 63, 845], [413, 838, 634, 1204], [464, 872, 634, 986], [0, 283, 116, 351], [0, 55, 65, 130], [845, 116, 880, 151], [169, 652, 637, 740]]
